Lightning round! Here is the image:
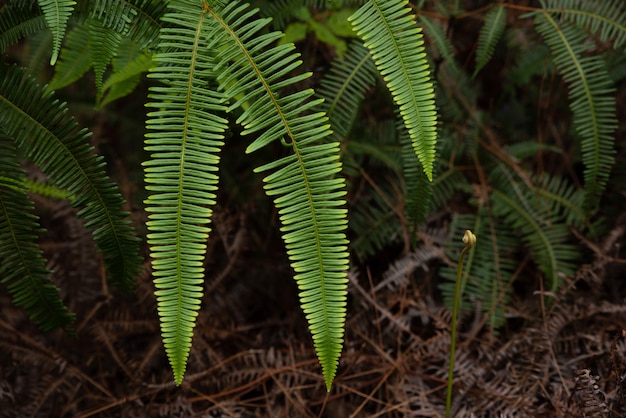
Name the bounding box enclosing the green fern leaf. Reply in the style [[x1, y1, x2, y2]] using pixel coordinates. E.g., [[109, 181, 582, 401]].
[[143, 0, 229, 385], [88, 0, 166, 49], [0, 136, 75, 331], [534, 12, 617, 213], [38, 0, 76, 65], [0, 1, 48, 52], [205, 1, 349, 390], [88, 18, 123, 97], [98, 38, 153, 108], [541, 0, 626, 49], [0, 62, 141, 290], [317, 40, 377, 140], [349, 0, 438, 180], [474, 5, 506, 77], [46, 24, 91, 93], [490, 166, 579, 293]]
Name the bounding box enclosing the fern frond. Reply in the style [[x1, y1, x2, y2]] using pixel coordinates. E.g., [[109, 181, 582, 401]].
[[474, 5, 506, 77], [88, 18, 124, 97], [46, 24, 91, 93], [205, 1, 349, 390], [400, 122, 432, 234], [349, 0, 438, 180], [88, 0, 166, 49], [98, 40, 153, 108], [490, 166, 580, 293], [0, 1, 47, 52], [532, 174, 586, 230], [534, 12, 617, 213], [0, 135, 75, 331], [317, 40, 377, 140], [143, 0, 229, 385], [350, 190, 401, 260], [0, 62, 141, 290], [541, 0, 626, 49], [419, 14, 458, 72], [37, 0, 76, 65]]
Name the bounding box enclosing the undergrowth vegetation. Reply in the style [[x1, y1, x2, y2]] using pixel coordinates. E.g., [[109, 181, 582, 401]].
[[1, 0, 625, 416]]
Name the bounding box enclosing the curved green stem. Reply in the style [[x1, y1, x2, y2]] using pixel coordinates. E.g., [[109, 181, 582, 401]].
[[445, 230, 476, 418]]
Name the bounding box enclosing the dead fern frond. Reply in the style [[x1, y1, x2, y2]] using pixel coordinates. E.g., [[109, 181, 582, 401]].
[[573, 369, 609, 418]]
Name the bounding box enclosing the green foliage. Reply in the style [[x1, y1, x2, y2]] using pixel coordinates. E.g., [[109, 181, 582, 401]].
[[350, 0, 438, 180], [8, 0, 623, 399], [0, 136, 75, 331], [474, 4, 506, 76], [533, 8, 618, 213], [0, 62, 141, 295], [143, 0, 229, 386], [317, 40, 377, 140], [0, 1, 47, 52], [38, 0, 75, 65]]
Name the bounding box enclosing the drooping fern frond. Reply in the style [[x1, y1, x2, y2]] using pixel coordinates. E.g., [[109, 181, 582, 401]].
[[0, 62, 141, 291], [541, 0, 626, 49], [317, 40, 377, 140], [533, 10, 618, 213], [0, 135, 75, 331], [0, 1, 47, 52], [88, 17, 124, 97], [45, 24, 91, 92], [474, 4, 506, 77], [204, 1, 349, 390], [37, 0, 76, 65], [349, 0, 438, 180], [143, 0, 229, 386]]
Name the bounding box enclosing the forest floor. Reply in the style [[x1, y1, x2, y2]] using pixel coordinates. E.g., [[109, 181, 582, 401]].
[[1, 186, 625, 417]]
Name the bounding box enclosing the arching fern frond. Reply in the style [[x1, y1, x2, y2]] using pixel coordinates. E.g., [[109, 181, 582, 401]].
[[317, 40, 377, 140], [0, 1, 47, 52], [204, 1, 349, 390], [474, 4, 506, 77], [143, 0, 229, 385], [0, 62, 141, 290], [534, 12, 617, 213], [349, 0, 438, 180], [0, 136, 75, 331], [541, 0, 626, 49], [37, 0, 76, 65]]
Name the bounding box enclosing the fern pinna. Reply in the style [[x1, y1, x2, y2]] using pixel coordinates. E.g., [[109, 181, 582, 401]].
[[145, 0, 349, 389]]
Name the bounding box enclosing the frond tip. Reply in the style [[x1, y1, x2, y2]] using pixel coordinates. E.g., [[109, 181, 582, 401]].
[[349, 0, 438, 180]]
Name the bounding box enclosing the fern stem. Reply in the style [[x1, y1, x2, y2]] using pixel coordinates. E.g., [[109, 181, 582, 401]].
[[445, 230, 476, 418]]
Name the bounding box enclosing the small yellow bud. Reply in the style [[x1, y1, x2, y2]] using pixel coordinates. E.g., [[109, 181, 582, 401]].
[[462, 230, 476, 248]]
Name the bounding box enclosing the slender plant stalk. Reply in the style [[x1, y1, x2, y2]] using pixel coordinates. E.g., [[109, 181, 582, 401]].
[[445, 229, 477, 418]]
